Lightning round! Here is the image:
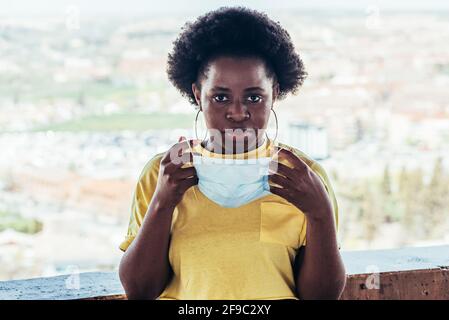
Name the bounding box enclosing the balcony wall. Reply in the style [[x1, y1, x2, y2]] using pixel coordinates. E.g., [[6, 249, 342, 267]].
[[0, 245, 448, 300]]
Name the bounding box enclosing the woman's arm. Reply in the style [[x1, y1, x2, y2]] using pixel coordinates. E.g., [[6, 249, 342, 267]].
[[119, 199, 175, 300], [268, 147, 346, 299], [119, 137, 199, 299], [293, 210, 346, 299]]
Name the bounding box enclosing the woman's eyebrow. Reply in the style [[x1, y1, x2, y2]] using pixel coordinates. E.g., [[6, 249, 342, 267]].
[[210, 86, 266, 92], [211, 86, 231, 92], [244, 86, 265, 92]]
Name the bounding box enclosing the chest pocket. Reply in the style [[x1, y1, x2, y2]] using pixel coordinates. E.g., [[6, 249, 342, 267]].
[[259, 202, 306, 249]]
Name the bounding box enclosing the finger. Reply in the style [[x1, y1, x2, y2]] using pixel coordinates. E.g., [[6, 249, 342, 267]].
[[186, 138, 202, 155], [272, 146, 307, 170], [172, 139, 192, 159], [165, 156, 193, 176], [182, 139, 203, 164], [164, 138, 201, 166], [168, 142, 200, 172], [178, 136, 199, 154], [269, 161, 296, 179], [177, 176, 199, 193], [269, 185, 291, 200], [179, 149, 195, 166], [164, 154, 192, 174], [269, 173, 295, 190], [173, 166, 197, 180]]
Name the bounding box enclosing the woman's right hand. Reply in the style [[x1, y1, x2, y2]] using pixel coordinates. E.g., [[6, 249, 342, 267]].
[[152, 136, 200, 210]]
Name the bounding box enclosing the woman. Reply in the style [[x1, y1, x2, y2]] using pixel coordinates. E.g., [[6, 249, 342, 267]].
[[118, 6, 346, 300]]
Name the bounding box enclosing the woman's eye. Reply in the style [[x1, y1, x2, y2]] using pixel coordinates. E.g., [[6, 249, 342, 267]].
[[213, 94, 229, 103], [248, 95, 262, 103]]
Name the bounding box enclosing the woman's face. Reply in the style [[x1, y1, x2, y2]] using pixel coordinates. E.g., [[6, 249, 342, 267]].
[[192, 55, 279, 153]]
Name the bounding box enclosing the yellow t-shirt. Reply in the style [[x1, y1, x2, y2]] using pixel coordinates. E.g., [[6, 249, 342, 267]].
[[119, 137, 339, 300]]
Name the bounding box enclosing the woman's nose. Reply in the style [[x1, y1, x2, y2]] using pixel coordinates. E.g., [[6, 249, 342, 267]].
[[226, 102, 250, 122]]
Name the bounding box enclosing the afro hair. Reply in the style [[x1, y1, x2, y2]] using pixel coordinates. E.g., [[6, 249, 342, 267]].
[[166, 6, 307, 106]]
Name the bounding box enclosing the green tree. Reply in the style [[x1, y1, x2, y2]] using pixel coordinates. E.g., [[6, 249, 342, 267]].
[[421, 157, 448, 238], [359, 180, 384, 248], [399, 167, 425, 244], [382, 165, 392, 195]]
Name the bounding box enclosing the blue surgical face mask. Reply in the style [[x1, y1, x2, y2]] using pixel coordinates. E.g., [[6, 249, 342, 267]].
[[192, 154, 273, 208]]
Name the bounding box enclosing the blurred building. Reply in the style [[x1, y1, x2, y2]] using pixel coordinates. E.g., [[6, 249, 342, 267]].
[[288, 122, 329, 160]]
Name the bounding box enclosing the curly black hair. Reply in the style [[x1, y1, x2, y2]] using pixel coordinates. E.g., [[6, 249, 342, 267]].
[[166, 6, 307, 106]]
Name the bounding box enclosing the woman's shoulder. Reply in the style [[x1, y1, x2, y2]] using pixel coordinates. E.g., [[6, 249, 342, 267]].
[[136, 151, 165, 184], [275, 141, 331, 185], [277, 140, 338, 229], [275, 141, 317, 169]]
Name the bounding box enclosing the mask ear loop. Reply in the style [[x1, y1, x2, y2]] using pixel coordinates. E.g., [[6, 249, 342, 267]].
[[185, 137, 202, 165], [183, 138, 201, 168], [186, 138, 193, 154], [266, 106, 281, 158]]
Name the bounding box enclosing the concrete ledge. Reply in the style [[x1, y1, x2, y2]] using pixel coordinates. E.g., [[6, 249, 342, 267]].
[[0, 245, 448, 300], [339, 245, 449, 299], [340, 245, 449, 274], [341, 268, 449, 299], [0, 272, 124, 300]]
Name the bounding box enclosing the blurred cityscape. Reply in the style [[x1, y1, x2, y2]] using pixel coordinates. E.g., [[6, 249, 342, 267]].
[[1, 3, 449, 280]]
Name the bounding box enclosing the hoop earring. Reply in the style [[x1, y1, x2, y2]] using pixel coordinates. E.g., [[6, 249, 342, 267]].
[[265, 107, 278, 143], [194, 109, 208, 142]]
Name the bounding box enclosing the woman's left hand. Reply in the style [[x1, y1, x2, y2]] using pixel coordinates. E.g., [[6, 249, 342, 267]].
[[268, 147, 333, 222]]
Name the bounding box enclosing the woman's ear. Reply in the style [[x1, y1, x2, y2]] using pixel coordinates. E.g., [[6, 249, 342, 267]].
[[191, 82, 202, 110]]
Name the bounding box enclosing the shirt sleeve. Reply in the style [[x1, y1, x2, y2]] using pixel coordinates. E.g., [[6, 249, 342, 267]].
[[119, 153, 163, 252]]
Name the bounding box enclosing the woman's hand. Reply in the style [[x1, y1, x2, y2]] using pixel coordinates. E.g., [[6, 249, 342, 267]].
[[152, 136, 200, 210], [268, 147, 333, 222]]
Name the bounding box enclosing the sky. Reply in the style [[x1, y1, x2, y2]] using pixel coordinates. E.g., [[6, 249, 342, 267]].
[[2, 0, 449, 18]]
